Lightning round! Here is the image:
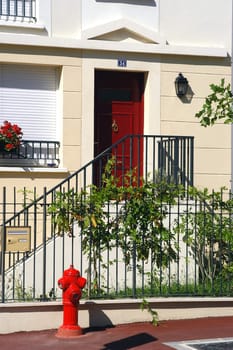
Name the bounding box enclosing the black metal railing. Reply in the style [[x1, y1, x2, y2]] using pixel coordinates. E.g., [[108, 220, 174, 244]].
[[93, 135, 194, 188], [0, 0, 35, 19], [0, 134, 195, 302], [0, 140, 60, 167], [1, 187, 232, 302]]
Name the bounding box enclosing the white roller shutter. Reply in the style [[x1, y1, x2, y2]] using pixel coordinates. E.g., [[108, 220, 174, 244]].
[[0, 64, 58, 141]]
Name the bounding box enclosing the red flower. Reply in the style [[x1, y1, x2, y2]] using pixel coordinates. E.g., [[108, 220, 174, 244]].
[[0, 120, 23, 151], [5, 143, 14, 150]]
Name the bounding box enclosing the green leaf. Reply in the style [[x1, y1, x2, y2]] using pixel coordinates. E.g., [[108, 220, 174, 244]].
[[195, 79, 233, 126]]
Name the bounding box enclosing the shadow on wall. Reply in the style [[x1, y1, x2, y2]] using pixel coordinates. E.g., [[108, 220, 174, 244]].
[[86, 302, 113, 328], [96, 0, 156, 6]]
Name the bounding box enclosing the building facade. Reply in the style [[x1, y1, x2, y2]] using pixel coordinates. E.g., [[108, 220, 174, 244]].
[[0, 0, 232, 196]]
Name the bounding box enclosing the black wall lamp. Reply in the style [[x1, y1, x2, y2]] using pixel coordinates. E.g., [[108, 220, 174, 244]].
[[175, 73, 189, 97]]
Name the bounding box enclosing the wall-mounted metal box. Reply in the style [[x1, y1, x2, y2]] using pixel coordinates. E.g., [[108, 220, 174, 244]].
[[5, 226, 31, 252]]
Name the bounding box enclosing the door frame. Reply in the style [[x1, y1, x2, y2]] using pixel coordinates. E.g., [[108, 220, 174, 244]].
[[94, 69, 144, 156], [81, 53, 161, 170], [93, 70, 145, 185]]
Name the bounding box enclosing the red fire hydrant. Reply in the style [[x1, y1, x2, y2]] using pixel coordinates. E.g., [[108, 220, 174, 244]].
[[56, 265, 86, 338]]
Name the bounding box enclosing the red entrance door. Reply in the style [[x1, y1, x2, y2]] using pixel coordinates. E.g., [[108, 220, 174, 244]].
[[94, 70, 144, 184]]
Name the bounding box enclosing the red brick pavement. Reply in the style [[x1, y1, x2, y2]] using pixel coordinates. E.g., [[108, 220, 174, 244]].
[[0, 316, 233, 349]]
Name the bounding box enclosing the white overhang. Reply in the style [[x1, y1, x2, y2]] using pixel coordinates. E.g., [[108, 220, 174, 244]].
[[0, 33, 228, 58]]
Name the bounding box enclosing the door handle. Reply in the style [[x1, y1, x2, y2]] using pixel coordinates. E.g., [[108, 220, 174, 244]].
[[112, 120, 119, 133]]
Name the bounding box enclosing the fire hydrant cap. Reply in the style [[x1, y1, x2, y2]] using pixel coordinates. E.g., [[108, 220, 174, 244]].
[[63, 264, 80, 277]]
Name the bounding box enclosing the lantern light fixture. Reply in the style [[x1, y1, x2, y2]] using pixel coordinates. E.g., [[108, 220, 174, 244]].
[[175, 73, 189, 97]]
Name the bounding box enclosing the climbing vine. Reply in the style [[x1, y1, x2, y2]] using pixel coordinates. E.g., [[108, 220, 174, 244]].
[[195, 78, 233, 126], [48, 160, 181, 297]]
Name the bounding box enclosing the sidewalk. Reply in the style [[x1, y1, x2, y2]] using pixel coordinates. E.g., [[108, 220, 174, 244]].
[[0, 316, 233, 350]]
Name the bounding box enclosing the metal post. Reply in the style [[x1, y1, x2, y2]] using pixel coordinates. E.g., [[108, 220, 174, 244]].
[[42, 187, 47, 300], [231, 0, 233, 192], [1, 187, 6, 303]]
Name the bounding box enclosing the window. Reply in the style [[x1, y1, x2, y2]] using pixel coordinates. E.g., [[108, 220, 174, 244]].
[[0, 64, 59, 142], [0, 0, 36, 20]]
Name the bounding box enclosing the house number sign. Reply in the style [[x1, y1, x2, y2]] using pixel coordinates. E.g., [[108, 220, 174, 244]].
[[117, 59, 127, 67]]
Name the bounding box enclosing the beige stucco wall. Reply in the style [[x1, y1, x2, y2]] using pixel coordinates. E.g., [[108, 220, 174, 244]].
[[0, 45, 83, 197], [82, 51, 232, 191], [0, 46, 231, 197], [161, 55, 232, 190]]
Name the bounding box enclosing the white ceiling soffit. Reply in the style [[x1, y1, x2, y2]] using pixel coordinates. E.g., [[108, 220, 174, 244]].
[[82, 18, 167, 45]]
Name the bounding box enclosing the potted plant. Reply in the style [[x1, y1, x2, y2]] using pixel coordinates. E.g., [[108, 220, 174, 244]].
[[0, 120, 23, 152]]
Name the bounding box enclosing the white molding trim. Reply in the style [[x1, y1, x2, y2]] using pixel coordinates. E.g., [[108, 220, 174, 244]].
[[0, 167, 68, 173], [0, 33, 228, 58], [81, 18, 166, 44], [0, 20, 45, 31]]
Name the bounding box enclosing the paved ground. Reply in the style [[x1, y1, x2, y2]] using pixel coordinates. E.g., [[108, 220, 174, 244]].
[[0, 316, 233, 350]]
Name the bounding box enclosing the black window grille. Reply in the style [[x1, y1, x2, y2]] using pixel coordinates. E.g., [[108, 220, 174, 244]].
[[0, 0, 35, 20]]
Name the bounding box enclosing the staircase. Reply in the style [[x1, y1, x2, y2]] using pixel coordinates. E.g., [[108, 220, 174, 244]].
[[0, 134, 194, 302]]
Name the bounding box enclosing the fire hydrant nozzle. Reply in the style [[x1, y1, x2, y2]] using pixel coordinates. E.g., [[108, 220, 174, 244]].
[[56, 265, 86, 338]]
